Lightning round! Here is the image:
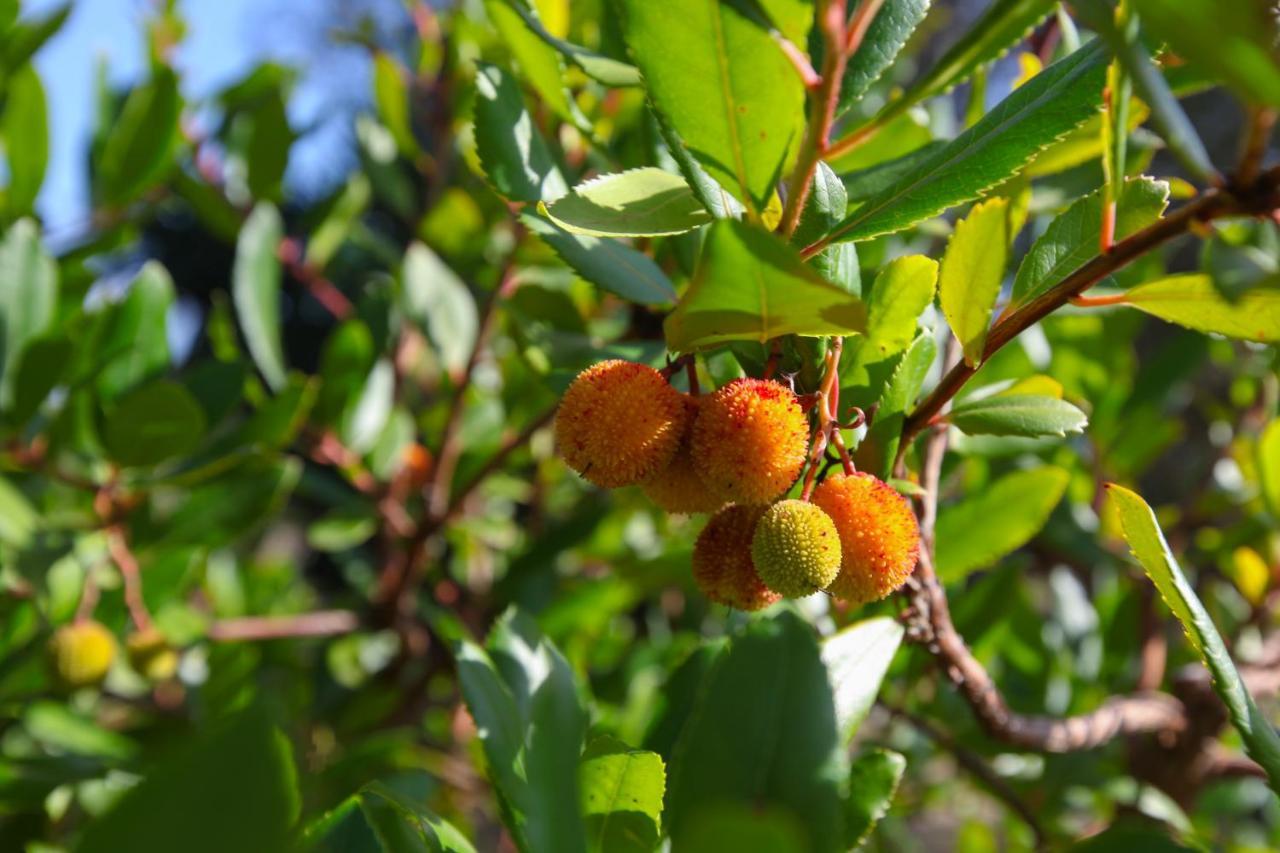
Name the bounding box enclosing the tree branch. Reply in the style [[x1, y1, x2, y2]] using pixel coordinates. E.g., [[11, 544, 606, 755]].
[[208, 610, 360, 642]]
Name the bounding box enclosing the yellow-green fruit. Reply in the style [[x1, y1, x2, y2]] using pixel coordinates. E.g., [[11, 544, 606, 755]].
[[691, 378, 808, 504], [812, 472, 920, 605], [556, 360, 688, 488], [691, 505, 780, 611], [48, 621, 116, 688], [642, 398, 722, 515], [750, 500, 842, 597], [126, 628, 179, 681]]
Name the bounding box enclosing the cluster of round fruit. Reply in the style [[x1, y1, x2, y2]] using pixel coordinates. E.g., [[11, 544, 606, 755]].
[[47, 621, 178, 689], [555, 359, 920, 610]]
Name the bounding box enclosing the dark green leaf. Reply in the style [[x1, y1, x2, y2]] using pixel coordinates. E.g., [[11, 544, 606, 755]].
[[97, 260, 176, 400], [522, 214, 677, 305], [843, 749, 906, 849], [97, 68, 181, 206], [792, 160, 848, 249], [233, 203, 287, 391], [854, 328, 936, 477], [245, 88, 293, 201], [622, 0, 806, 214], [1109, 484, 1280, 794], [839, 141, 945, 201], [664, 220, 866, 352], [0, 218, 57, 408], [103, 380, 208, 468], [2, 63, 48, 215], [542, 168, 711, 237], [826, 40, 1109, 245], [473, 62, 568, 203], [838, 0, 931, 113], [9, 335, 70, 425], [666, 611, 845, 853], [1, 3, 69, 72], [948, 394, 1088, 438]]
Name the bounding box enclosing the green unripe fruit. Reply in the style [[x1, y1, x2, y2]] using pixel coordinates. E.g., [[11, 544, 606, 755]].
[[750, 500, 841, 598], [48, 621, 116, 688], [127, 628, 180, 682]]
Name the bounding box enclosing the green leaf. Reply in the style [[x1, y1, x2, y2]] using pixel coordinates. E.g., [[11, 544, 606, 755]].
[[354, 782, 479, 853], [401, 242, 478, 374], [854, 329, 937, 477], [825, 40, 1109, 245], [103, 379, 208, 468], [495, 0, 641, 86], [343, 359, 395, 454], [97, 67, 181, 206], [1121, 274, 1280, 343], [821, 616, 904, 743], [948, 394, 1088, 438], [666, 611, 845, 853], [1131, 0, 1280, 108], [233, 203, 287, 391], [245, 88, 293, 202], [0, 218, 57, 408], [1, 3, 68, 72], [485, 0, 585, 130], [1108, 484, 1280, 794], [663, 220, 867, 352], [934, 466, 1070, 582], [2, 63, 48, 216], [795, 162, 859, 293], [473, 62, 568, 203], [373, 53, 419, 160], [939, 198, 1009, 366], [622, 0, 806, 214], [843, 749, 907, 849], [1260, 417, 1280, 522], [542, 168, 712, 237], [846, 255, 937, 374], [838, 0, 931, 113], [78, 709, 299, 853], [97, 261, 176, 400], [24, 701, 137, 761], [308, 174, 371, 269], [9, 335, 71, 425], [580, 736, 666, 853], [650, 107, 745, 220], [0, 474, 36, 547], [840, 141, 945, 201], [522, 215, 677, 305], [1010, 177, 1169, 308]]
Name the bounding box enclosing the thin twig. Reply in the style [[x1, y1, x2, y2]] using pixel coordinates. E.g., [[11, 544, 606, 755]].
[[278, 238, 355, 320], [208, 610, 360, 642], [105, 526, 153, 632], [1237, 106, 1277, 185]]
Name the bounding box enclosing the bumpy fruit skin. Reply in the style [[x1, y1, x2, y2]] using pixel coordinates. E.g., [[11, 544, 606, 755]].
[[642, 398, 722, 515], [750, 500, 842, 597], [556, 360, 688, 488], [126, 629, 180, 681], [692, 378, 809, 504], [692, 505, 780, 611], [48, 621, 116, 688], [812, 472, 920, 604]]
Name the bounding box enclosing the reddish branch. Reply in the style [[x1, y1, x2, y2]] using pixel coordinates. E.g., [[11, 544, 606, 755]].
[[278, 238, 355, 320], [208, 610, 359, 642], [105, 525, 153, 632]]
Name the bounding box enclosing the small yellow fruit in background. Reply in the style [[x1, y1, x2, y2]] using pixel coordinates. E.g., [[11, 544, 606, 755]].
[[127, 628, 180, 681], [750, 500, 841, 597], [642, 397, 722, 515], [556, 360, 688, 488], [812, 472, 920, 605], [691, 378, 808, 504], [692, 505, 780, 611], [48, 621, 117, 688]]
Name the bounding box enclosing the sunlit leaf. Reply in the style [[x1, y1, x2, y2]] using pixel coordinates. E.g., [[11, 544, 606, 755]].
[[939, 198, 1009, 366], [1121, 274, 1280, 343], [542, 168, 711, 237], [948, 394, 1088, 438]]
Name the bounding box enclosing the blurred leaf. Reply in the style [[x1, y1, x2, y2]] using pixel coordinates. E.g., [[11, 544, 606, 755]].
[[666, 611, 845, 853], [1121, 274, 1280, 343], [373, 53, 418, 160], [1011, 177, 1169, 308], [308, 174, 371, 269], [1069, 821, 1197, 851], [827, 41, 1108, 244], [103, 379, 207, 468], [579, 736, 665, 853], [24, 701, 137, 761], [233, 203, 287, 391], [940, 198, 1009, 366], [473, 62, 567, 203], [664, 220, 867, 352], [2, 63, 48, 216], [843, 748, 906, 849], [98, 260, 175, 400], [1, 2, 69, 72], [307, 782, 478, 853], [854, 329, 936, 477], [1130, 0, 1280, 107], [642, 641, 726, 762], [0, 218, 57, 408], [1232, 546, 1270, 606], [935, 466, 1070, 581], [97, 67, 181, 206], [484, 0, 584, 129], [343, 359, 395, 454], [621, 0, 805, 214], [1108, 484, 1280, 794], [542, 168, 711, 237], [401, 242, 478, 374], [9, 334, 71, 424], [948, 394, 1088, 437], [838, 0, 932, 114], [0, 474, 35, 547], [821, 616, 904, 743], [245, 88, 293, 201], [523, 214, 678, 305], [79, 709, 299, 853], [675, 805, 807, 853], [1260, 417, 1280, 523], [495, 0, 640, 86]]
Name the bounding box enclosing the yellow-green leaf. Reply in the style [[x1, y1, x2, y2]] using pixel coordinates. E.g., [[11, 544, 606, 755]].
[[1260, 417, 1280, 522], [939, 198, 1009, 366], [1122, 275, 1280, 343]]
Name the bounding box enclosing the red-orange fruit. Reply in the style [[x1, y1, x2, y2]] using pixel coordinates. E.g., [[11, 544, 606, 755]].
[[812, 472, 920, 604], [555, 360, 688, 488], [691, 505, 780, 611], [691, 378, 809, 504], [642, 397, 722, 515]]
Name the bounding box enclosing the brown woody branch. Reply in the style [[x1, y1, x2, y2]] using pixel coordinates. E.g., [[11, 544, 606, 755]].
[[208, 610, 360, 642]]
